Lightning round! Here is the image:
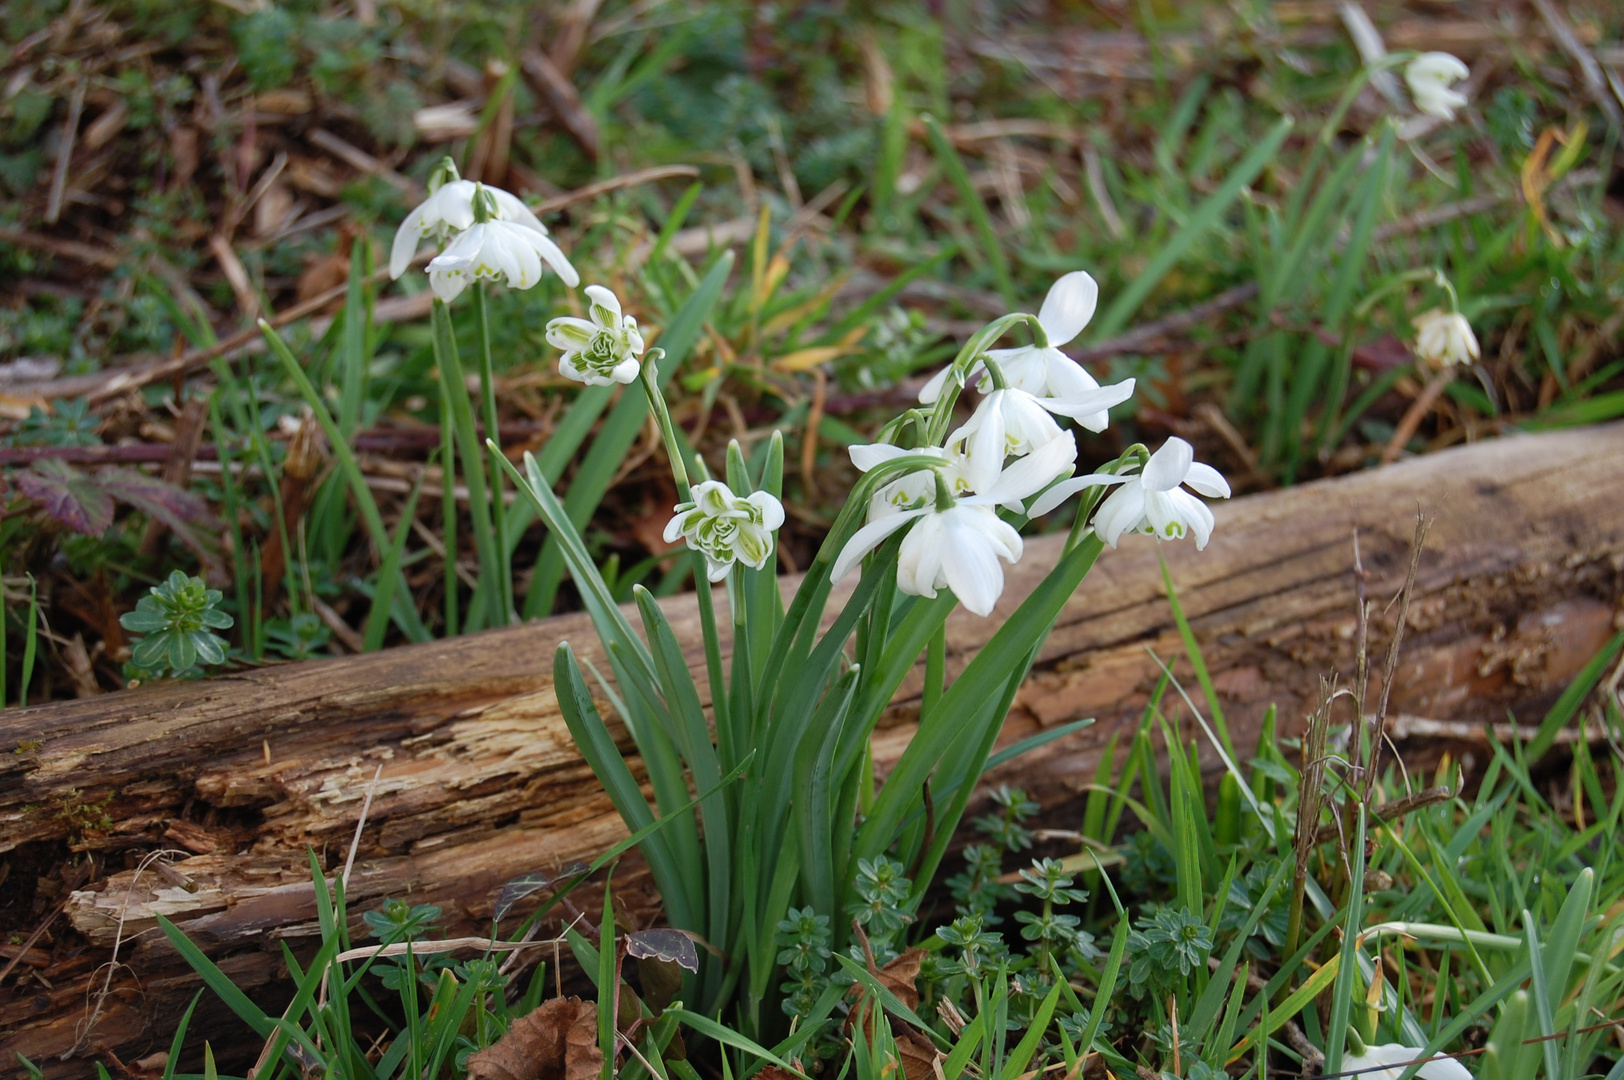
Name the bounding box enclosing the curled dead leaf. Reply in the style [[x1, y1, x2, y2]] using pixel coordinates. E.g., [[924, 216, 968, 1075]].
[[465, 996, 603, 1080]]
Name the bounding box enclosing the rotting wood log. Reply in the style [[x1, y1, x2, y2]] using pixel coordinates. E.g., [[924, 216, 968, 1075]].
[[2, 423, 1622, 1075]]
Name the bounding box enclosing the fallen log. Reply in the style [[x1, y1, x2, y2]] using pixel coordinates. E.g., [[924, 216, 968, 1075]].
[[2, 423, 1621, 1075]]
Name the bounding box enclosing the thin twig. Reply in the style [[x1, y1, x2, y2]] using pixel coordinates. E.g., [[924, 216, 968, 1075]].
[[45, 75, 86, 224], [1381, 369, 1455, 466], [1069, 282, 1260, 363], [532, 164, 700, 215], [1312, 786, 1452, 844], [1363, 510, 1432, 805]]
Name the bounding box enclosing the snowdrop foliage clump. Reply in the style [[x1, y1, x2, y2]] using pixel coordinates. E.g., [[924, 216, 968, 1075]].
[[495, 255, 1237, 1038]]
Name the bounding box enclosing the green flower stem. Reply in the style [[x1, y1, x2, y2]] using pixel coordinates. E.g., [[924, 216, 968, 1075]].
[[440, 387, 459, 635], [432, 300, 501, 632], [472, 282, 515, 624], [639, 353, 729, 739], [923, 312, 1043, 447]]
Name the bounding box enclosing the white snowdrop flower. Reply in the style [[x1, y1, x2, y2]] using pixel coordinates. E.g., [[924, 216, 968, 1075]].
[[548, 285, 646, 386], [1412, 308, 1479, 369], [831, 434, 1077, 616], [1406, 52, 1470, 121], [849, 444, 974, 522], [947, 380, 1135, 495], [426, 216, 579, 303], [1341, 1043, 1472, 1080], [1030, 436, 1230, 549], [390, 178, 577, 285], [919, 271, 1129, 432], [663, 480, 785, 582]]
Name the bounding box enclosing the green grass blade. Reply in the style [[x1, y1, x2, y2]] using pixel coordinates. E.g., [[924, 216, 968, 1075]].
[[999, 977, 1063, 1080], [260, 321, 430, 643], [361, 469, 425, 651], [1529, 633, 1623, 759], [662, 1007, 810, 1078], [923, 114, 1016, 306], [1091, 116, 1292, 340], [855, 534, 1104, 869], [160, 990, 204, 1080], [1160, 553, 1235, 760], [156, 914, 275, 1037]]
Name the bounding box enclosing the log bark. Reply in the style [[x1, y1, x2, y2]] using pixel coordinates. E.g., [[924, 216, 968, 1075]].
[[3, 424, 1622, 1075]]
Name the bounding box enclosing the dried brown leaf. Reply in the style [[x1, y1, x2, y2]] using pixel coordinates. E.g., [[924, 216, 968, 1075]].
[[877, 947, 926, 1014], [466, 996, 602, 1080], [895, 1027, 939, 1080]]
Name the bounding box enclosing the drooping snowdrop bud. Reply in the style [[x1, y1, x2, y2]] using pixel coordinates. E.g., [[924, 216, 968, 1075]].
[[1030, 437, 1230, 549], [548, 285, 646, 386], [832, 434, 1077, 616], [1412, 308, 1479, 369], [1405, 53, 1470, 120], [390, 165, 579, 287], [663, 480, 785, 582], [1339, 1043, 1472, 1080], [920, 271, 1129, 431]]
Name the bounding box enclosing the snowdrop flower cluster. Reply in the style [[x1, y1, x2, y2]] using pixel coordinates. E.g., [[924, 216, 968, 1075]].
[[1405, 52, 1470, 121], [389, 160, 578, 302], [1412, 308, 1480, 369], [664, 480, 786, 582], [832, 272, 1230, 617], [547, 285, 646, 386], [1341, 1043, 1472, 1079]]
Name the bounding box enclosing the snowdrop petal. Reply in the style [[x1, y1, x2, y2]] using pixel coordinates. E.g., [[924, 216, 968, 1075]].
[[962, 400, 1009, 494], [390, 203, 431, 278], [1183, 462, 1232, 498], [897, 515, 946, 599], [429, 266, 469, 302], [489, 186, 549, 236], [496, 223, 540, 288], [850, 443, 915, 471], [1168, 489, 1216, 549], [1040, 353, 1102, 398], [586, 284, 622, 325], [1141, 437, 1195, 492], [1092, 484, 1145, 547], [980, 431, 1077, 506], [1035, 270, 1099, 347], [1342, 1044, 1472, 1080], [747, 490, 785, 530], [939, 516, 1006, 616], [522, 229, 580, 288], [831, 508, 926, 583], [918, 364, 955, 404], [982, 347, 1045, 393], [1035, 379, 1136, 423]]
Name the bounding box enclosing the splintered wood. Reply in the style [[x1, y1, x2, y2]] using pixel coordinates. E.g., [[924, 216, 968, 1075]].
[[3, 423, 1623, 1076]]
